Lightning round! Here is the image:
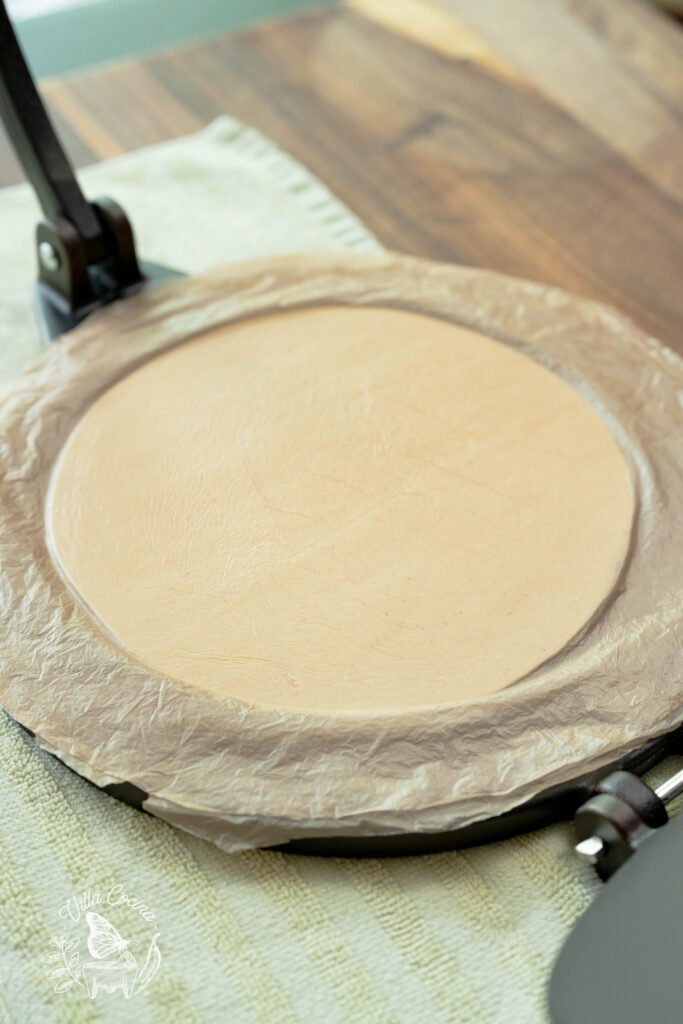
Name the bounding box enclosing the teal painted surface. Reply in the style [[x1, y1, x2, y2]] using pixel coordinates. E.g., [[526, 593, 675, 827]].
[[14, 0, 338, 78]]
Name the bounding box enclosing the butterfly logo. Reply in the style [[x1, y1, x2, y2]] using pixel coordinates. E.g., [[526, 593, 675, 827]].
[[44, 909, 161, 999], [81, 912, 160, 998], [86, 912, 132, 962]]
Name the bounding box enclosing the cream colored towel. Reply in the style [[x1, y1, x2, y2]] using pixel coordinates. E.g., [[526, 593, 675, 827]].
[[0, 116, 647, 1024]]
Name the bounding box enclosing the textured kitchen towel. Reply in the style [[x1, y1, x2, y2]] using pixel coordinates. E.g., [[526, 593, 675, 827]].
[[0, 114, 645, 1024]]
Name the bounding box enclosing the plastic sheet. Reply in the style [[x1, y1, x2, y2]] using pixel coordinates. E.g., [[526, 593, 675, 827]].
[[0, 252, 680, 852]]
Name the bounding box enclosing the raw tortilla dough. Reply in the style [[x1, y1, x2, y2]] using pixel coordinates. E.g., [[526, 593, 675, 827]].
[[47, 306, 635, 711]]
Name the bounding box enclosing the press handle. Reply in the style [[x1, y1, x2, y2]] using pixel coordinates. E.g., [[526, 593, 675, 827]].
[[574, 762, 683, 879], [0, 0, 107, 262]]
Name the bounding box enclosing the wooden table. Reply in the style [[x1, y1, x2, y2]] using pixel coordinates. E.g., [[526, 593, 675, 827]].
[[1, 0, 682, 352]]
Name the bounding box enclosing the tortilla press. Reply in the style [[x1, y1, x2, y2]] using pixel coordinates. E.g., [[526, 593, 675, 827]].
[[0, 0, 681, 859], [1, 9, 683, 1020]]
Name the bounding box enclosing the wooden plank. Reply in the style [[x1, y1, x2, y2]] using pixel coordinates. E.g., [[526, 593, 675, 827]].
[[436, 0, 683, 204], [45, 81, 128, 161], [146, 8, 681, 346], [348, 0, 520, 80], [560, 0, 683, 107], [0, 1, 680, 352]]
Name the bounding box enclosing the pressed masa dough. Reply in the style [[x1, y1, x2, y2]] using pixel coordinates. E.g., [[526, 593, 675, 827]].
[[46, 305, 635, 712]]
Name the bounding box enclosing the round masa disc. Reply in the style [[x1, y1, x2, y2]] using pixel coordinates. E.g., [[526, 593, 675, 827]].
[[47, 305, 634, 713]]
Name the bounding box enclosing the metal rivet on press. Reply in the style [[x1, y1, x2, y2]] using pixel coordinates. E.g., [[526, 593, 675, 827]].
[[39, 240, 61, 272]]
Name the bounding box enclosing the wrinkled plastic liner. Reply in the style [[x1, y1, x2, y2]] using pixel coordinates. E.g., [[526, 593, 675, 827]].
[[0, 253, 680, 852]]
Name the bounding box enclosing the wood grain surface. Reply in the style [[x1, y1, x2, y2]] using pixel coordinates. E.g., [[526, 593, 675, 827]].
[[0, 0, 681, 352]]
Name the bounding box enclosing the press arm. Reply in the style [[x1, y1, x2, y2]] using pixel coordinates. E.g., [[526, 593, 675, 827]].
[[0, 1, 178, 339]]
